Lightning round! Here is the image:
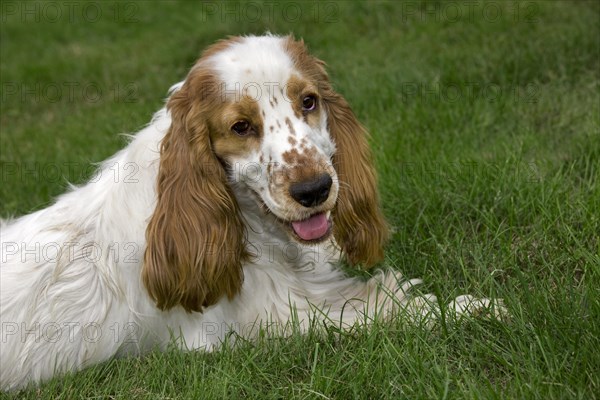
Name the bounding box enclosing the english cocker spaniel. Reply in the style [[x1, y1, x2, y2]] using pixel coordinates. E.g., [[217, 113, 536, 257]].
[[0, 34, 500, 390]]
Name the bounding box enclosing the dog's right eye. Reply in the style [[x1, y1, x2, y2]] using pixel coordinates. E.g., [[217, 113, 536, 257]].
[[231, 120, 252, 136], [302, 95, 318, 112]]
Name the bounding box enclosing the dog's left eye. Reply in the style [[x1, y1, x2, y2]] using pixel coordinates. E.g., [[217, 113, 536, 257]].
[[231, 120, 252, 136], [302, 95, 317, 112]]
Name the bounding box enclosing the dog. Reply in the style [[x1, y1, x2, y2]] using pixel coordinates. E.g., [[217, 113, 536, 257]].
[[0, 34, 500, 390]]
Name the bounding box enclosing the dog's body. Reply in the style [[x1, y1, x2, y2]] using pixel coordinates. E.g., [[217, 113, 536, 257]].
[[1, 35, 497, 390]]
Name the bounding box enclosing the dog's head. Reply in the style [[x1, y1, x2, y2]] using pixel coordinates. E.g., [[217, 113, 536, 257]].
[[143, 35, 388, 312]]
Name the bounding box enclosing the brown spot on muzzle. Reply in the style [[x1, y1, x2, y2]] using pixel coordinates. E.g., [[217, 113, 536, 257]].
[[284, 117, 296, 135], [281, 146, 330, 184]]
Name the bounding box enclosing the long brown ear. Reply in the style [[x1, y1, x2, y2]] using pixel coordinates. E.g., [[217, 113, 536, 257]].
[[283, 36, 389, 268], [143, 80, 248, 313], [324, 91, 389, 268]]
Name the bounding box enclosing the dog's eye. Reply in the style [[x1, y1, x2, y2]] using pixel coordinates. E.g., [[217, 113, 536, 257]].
[[302, 95, 317, 112], [231, 120, 252, 136]]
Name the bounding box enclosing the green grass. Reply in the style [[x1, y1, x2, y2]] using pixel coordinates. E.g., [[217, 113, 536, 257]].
[[1, 0, 599, 398]]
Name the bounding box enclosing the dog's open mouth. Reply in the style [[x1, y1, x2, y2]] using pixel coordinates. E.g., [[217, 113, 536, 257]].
[[289, 211, 332, 243], [252, 191, 334, 244]]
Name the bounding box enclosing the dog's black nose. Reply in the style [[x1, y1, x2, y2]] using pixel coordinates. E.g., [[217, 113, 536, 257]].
[[289, 174, 333, 208]]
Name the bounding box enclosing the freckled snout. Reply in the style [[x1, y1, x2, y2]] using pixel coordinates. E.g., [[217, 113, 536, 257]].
[[289, 173, 333, 208]]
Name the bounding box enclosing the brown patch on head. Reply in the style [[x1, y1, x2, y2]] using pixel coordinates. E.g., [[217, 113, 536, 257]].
[[288, 136, 297, 146], [210, 95, 263, 160], [283, 36, 328, 83], [285, 74, 321, 126]]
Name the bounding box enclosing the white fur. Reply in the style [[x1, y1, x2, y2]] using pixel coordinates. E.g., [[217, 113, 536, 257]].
[[0, 35, 498, 391]]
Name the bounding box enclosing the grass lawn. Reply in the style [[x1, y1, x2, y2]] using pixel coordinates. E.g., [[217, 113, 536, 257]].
[[1, 1, 599, 398]]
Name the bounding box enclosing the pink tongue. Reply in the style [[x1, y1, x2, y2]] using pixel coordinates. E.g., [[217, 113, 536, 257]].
[[291, 213, 329, 241]]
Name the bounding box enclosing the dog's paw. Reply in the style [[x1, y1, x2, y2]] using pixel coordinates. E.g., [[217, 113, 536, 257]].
[[450, 294, 509, 321]]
